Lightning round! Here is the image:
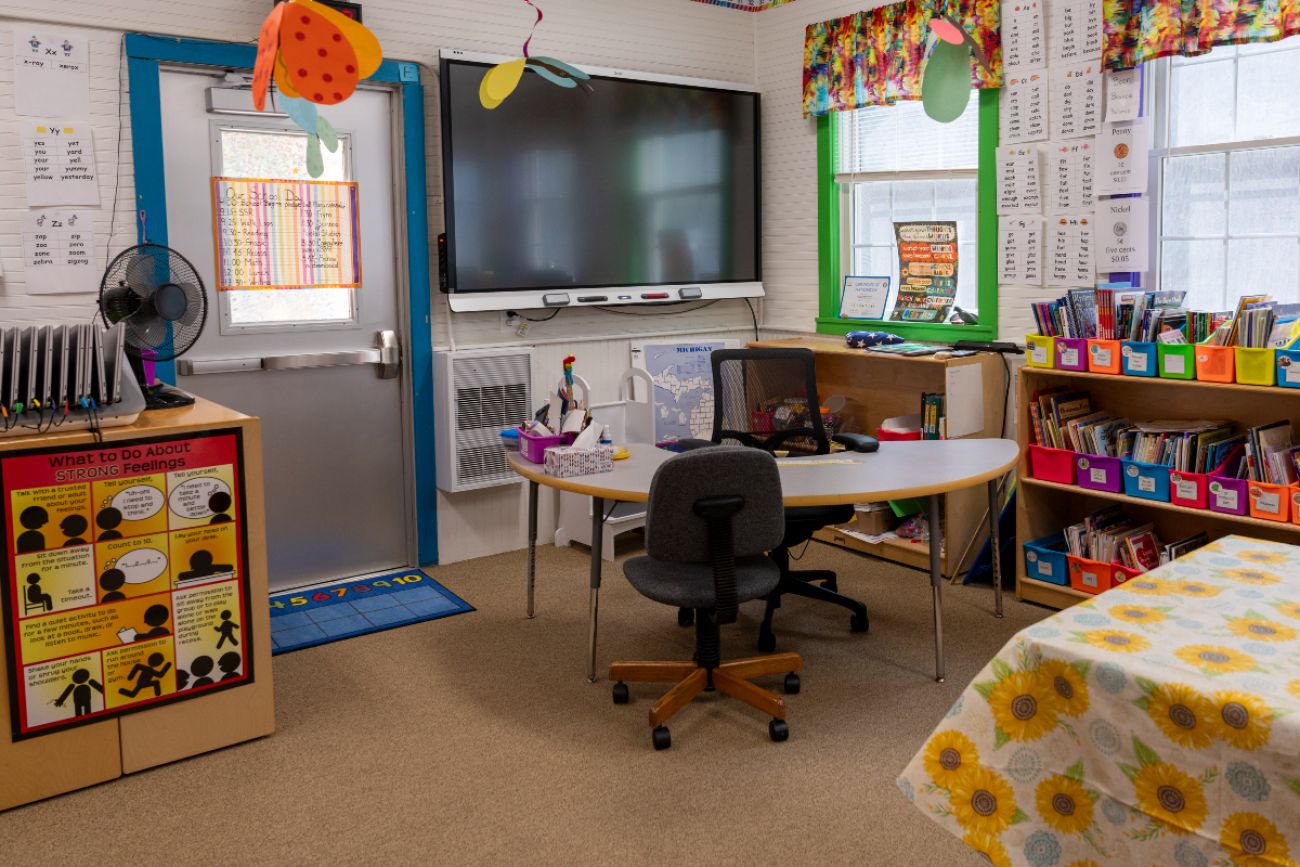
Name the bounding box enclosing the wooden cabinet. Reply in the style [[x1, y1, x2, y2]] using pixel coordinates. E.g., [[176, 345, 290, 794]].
[[749, 337, 1008, 577]]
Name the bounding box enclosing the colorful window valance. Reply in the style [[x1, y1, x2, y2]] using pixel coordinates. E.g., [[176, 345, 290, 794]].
[[802, 0, 1002, 118], [691, 0, 797, 9], [1103, 0, 1300, 69]]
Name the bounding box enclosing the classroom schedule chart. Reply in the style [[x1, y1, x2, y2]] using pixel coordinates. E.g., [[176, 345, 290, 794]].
[[1, 431, 254, 740]]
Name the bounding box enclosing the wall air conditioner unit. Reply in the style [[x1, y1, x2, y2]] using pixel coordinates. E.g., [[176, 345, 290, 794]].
[[434, 347, 534, 492]]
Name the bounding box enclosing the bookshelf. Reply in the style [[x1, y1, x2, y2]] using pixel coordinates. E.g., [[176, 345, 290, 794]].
[[1017, 366, 1300, 609], [750, 336, 1007, 577]]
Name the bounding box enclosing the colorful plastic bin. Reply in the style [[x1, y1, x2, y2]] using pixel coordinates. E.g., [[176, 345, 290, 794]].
[[1055, 338, 1088, 371], [1087, 339, 1122, 374], [1026, 335, 1057, 369], [1112, 563, 1143, 585], [1122, 459, 1172, 502], [1169, 470, 1209, 510], [1121, 341, 1158, 377], [1291, 486, 1300, 526], [1075, 454, 1123, 493], [1195, 345, 1235, 383], [1158, 344, 1196, 380], [1235, 347, 1276, 386], [1248, 481, 1290, 522], [1208, 475, 1250, 516], [518, 428, 576, 463], [1024, 533, 1070, 586], [1068, 556, 1117, 595], [1027, 445, 1077, 484], [1277, 350, 1300, 389]]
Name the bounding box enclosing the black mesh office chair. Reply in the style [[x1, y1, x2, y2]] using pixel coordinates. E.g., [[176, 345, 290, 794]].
[[681, 348, 874, 652], [610, 447, 802, 750]]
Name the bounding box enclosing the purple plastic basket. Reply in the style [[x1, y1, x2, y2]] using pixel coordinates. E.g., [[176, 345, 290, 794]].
[[1075, 454, 1122, 493], [518, 428, 576, 463], [1208, 475, 1249, 516]]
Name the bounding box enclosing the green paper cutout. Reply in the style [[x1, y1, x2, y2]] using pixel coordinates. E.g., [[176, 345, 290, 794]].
[[527, 63, 578, 89], [306, 133, 324, 178], [921, 39, 972, 124], [531, 56, 590, 80], [317, 115, 339, 152]]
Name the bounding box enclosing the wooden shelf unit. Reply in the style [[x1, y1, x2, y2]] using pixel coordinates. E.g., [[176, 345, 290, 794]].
[[1016, 366, 1300, 610], [750, 336, 1008, 578]]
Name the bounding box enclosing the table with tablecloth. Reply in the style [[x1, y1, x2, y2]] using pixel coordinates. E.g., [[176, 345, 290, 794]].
[[898, 535, 1300, 867]]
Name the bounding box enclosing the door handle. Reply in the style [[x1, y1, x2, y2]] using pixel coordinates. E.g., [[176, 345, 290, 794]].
[[180, 331, 402, 379]]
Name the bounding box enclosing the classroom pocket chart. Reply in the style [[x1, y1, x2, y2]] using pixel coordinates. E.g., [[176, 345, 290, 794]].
[[999, 216, 1045, 286], [1050, 61, 1102, 140], [1046, 139, 1095, 213], [1046, 215, 1095, 286], [1001, 0, 1045, 71], [996, 146, 1043, 213], [1048, 0, 1103, 64], [1000, 69, 1048, 145]]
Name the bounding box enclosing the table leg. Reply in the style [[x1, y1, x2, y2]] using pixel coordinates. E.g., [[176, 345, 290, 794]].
[[988, 477, 1004, 619], [929, 493, 945, 684], [588, 496, 605, 684], [526, 480, 538, 619]]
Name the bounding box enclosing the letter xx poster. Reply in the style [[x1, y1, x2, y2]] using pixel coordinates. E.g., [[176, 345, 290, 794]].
[[0, 430, 253, 739]]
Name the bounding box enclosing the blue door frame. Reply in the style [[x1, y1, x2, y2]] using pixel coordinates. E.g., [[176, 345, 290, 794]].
[[124, 34, 439, 566]]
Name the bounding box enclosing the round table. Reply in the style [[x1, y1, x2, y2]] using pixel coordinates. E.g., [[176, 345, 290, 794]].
[[510, 439, 1020, 682]]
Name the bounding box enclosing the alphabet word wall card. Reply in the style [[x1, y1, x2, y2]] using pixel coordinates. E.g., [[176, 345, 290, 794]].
[[1050, 61, 1102, 140], [1002, 0, 1045, 71], [21, 122, 99, 207], [999, 216, 1045, 286], [1047, 215, 1095, 286], [1046, 140, 1095, 214], [1048, 0, 1103, 64], [1000, 70, 1048, 145], [997, 146, 1043, 213]]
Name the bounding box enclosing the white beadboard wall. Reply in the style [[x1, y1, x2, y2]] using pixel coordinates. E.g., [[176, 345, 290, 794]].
[[0, 1, 761, 563]]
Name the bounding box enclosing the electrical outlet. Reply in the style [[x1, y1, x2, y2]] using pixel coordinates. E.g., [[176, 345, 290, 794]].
[[501, 311, 523, 335]]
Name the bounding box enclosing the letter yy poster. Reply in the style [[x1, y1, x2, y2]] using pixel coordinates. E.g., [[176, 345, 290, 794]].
[[1, 430, 253, 739]]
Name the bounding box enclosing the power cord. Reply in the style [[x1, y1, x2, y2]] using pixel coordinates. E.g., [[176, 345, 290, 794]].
[[744, 297, 759, 340], [510, 308, 562, 323]]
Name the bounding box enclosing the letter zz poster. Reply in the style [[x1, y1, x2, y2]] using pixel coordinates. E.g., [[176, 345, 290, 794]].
[[890, 221, 959, 323], [1, 430, 253, 739]]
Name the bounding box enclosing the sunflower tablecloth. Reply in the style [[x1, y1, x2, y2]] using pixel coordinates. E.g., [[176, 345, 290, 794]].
[[898, 535, 1300, 867]]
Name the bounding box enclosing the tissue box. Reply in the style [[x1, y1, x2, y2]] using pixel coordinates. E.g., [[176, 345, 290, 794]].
[[543, 445, 615, 478]]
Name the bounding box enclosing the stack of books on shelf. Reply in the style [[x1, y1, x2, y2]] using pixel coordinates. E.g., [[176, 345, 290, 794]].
[[1063, 505, 1162, 571]]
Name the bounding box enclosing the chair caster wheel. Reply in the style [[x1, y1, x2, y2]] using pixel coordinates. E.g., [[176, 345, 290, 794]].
[[612, 682, 629, 705], [652, 726, 671, 750], [769, 719, 789, 742], [757, 631, 776, 653], [784, 673, 800, 695], [850, 611, 869, 633], [677, 608, 694, 627]]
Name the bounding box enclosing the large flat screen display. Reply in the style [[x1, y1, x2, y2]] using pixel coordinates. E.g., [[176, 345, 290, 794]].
[[439, 53, 761, 311]]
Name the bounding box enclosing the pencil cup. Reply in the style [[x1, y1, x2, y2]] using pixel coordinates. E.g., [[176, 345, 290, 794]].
[[1023, 534, 1069, 586], [1158, 344, 1196, 380], [1207, 475, 1249, 516], [1055, 338, 1088, 371], [1120, 342, 1158, 377], [1169, 470, 1208, 510], [1122, 459, 1171, 502], [1195, 345, 1235, 383], [1277, 350, 1300, 389], [1075, 454, 1122, 493], [1248, 481, 1290, 522], [1235, 348, 1276, 386], [1087, 339, 1122, 375], [1025, 335, 1057, 368], [1027, 445, 1076, 484]]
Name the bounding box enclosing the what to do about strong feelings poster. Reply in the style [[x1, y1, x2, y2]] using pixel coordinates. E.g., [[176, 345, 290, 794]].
[[1, 430, 253, 740]]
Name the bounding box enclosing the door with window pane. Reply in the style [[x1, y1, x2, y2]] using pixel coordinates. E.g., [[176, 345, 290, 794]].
[[159, 68, 412, 592]]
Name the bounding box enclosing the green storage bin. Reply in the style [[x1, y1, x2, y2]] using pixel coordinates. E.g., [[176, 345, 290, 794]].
[[1158, 344, 1196, 380]]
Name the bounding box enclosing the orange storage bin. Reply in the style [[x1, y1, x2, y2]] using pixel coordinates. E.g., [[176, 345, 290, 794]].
[[1195, 345, 1235, 383], [1068, 556, 1118, 595], [1087, 339, 1122, 374], [1248, 481, 1290, 523], [1291, 485, 1300, 526]]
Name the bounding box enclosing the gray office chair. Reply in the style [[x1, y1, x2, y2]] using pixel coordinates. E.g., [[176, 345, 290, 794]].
[[610, 446, 803, 750]]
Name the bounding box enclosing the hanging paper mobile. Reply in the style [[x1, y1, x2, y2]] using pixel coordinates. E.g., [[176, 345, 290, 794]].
[[479, 0, 592, 110], [251, 0, 384, 175], [921, 0, 993, 123]]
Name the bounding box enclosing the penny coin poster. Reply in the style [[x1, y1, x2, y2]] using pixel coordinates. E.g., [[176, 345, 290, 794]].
[[890, 221, 959, 323], [1, 430, 253, 739]]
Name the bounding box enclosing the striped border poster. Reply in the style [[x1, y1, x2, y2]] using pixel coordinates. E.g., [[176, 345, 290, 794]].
[[210, 177, 362, 291]]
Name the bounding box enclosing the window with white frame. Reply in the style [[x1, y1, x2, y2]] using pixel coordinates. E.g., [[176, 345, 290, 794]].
[[1154, 38, 1300, 310], [837, 91, 980, 315]]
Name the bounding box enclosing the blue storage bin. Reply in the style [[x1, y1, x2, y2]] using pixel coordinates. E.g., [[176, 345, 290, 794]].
[[1121, 341, 1158, 377], [1024, 533, 1070, 586], [1277, 349, 1300, 389], [1122, 459, 1172, 502]]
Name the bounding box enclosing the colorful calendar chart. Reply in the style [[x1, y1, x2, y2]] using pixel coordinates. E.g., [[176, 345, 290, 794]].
[[1, 431, 253, 740]]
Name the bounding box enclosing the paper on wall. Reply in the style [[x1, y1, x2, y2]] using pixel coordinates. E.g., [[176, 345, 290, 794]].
[[1046, 214, 1095, 286], [996, 145, 1042, 214], [998, 215, 1045, 286], [21, 210, 98, 295], [1095, 120, 1150, 195], [1001, 0, 1045, 72], [21, 122, 99, 207], [1095, 198, 1150, 272], [12, 30, 91, 118], [1050, 60, 1102, 140], [1105, 69, 1141, 123], [1045, 138, 1095, 213], [999, 69, 1048, 145], [944, 363, 986, 439], [1048, 0, 1103, 65]]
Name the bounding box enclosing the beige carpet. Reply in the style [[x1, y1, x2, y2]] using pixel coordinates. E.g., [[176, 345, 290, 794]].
[[4, 540, 1050, 866]]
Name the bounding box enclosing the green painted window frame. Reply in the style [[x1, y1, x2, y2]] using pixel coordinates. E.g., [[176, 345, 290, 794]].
[[816, 89, 1000, 343]]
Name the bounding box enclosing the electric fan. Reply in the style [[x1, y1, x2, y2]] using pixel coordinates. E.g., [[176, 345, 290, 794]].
[[99, 244, 208, 410]]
